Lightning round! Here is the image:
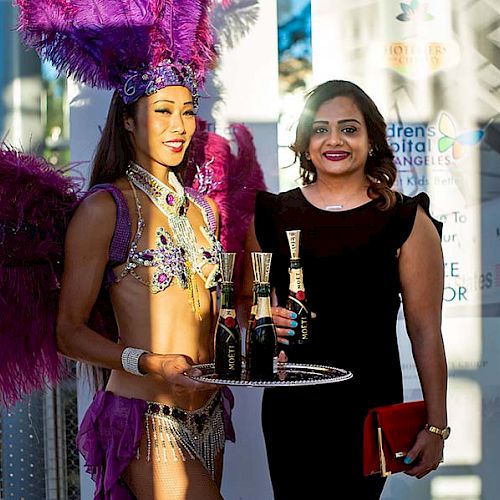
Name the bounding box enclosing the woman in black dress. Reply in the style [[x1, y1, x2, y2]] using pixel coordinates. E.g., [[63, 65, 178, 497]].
[[242, 80, 448, 499]]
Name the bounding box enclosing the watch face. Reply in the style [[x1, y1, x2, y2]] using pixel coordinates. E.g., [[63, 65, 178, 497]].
[[426, 424, 451, 439]]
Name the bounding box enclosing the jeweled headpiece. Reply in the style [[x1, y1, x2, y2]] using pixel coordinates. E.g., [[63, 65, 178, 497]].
[[16, 0, 217, 107]]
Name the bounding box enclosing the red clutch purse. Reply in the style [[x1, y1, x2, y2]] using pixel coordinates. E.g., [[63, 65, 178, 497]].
[[363, 400, 426, 477]]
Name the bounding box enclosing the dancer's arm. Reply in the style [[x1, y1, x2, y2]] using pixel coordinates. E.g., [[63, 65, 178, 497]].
[[56, 191, 212, 391]]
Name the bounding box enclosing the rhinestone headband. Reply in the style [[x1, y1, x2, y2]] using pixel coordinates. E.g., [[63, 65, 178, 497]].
[[118, 60, 199, 107]]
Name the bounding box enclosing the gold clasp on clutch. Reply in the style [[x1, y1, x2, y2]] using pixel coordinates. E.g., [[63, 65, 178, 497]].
[[377, 427, 391, 477], [377, 428, 408, 476]]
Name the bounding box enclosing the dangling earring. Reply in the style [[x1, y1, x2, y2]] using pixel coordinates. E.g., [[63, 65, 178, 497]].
[[368, 148, 374, 157], [305, 152, 311, 160]]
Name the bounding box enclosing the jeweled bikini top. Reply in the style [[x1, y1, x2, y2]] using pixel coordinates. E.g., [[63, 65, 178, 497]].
[[116, 162, 222, 315]]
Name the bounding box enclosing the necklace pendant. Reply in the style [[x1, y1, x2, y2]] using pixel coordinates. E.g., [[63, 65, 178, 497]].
[[325, 204, 343, 211]]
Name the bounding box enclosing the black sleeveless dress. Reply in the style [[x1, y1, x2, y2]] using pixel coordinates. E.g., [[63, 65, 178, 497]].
[[254, 188, 442, 499]]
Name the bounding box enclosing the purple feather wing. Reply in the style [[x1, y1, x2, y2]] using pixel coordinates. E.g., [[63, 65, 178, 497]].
[[0, 146, 79, 406]]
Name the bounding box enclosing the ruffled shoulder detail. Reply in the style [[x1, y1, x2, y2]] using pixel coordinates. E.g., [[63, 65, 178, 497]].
[[396, 192, 443, 248], [76, 391, 147, 500]]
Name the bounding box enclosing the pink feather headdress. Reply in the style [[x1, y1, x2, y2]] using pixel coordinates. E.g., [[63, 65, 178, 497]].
[[16, 0, 217, 106]]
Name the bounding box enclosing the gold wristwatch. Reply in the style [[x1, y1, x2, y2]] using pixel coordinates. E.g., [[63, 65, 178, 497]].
[[425, 424, 451, 440]]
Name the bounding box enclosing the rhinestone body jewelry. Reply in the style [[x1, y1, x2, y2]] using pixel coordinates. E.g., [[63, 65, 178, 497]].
[[119, 162, 222, 317]]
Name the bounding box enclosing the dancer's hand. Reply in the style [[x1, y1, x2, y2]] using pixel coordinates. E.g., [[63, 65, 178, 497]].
[[141, 353, 216, 394]]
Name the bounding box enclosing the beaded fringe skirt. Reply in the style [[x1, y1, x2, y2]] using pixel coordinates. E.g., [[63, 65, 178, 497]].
[[143, 391, 225, 478]]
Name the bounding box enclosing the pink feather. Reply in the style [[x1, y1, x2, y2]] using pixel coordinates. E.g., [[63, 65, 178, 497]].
[[187, 120, 266, 289]]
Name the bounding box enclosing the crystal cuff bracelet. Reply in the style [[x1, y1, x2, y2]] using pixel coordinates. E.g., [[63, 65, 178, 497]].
[[121, 347, 150, 376]]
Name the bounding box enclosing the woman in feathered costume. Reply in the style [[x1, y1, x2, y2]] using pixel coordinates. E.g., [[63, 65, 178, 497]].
[[10, 0, 265, 498]]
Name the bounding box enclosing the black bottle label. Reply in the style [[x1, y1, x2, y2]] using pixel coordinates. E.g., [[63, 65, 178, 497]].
[[215, 308, 242, 378], [286, 263, 310, 345], [214, 281, 242, 379]]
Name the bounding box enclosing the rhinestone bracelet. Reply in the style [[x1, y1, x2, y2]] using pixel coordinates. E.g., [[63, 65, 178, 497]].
[[121, 347, 150, 376]]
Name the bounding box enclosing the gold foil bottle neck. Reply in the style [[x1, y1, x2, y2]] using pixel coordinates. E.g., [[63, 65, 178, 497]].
[[219, 252, 236, 283], [286, 230, 301, 259], [251, 252, 259, 285], [252, 252, 272, 283]]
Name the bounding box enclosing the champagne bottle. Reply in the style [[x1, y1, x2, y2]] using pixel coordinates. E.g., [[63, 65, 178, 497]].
[[246, 252, 278, 381], [245, 253, 259, 362], [245, 281, 257, 361], [286, 230, 310, 345], [214, 253, 242, 379]]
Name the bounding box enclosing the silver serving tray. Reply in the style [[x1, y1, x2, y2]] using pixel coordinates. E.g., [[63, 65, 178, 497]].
[[187, 362, 353, 387]]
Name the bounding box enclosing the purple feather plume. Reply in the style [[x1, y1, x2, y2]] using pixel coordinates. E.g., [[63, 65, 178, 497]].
[[16, 0, 217, 93], [0, 145, 80, 406]]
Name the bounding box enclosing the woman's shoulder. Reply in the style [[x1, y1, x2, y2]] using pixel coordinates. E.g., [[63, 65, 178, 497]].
[[81, 179, 131, 214], [73, 181, 131, 236], [77, 189, 118, 219]]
